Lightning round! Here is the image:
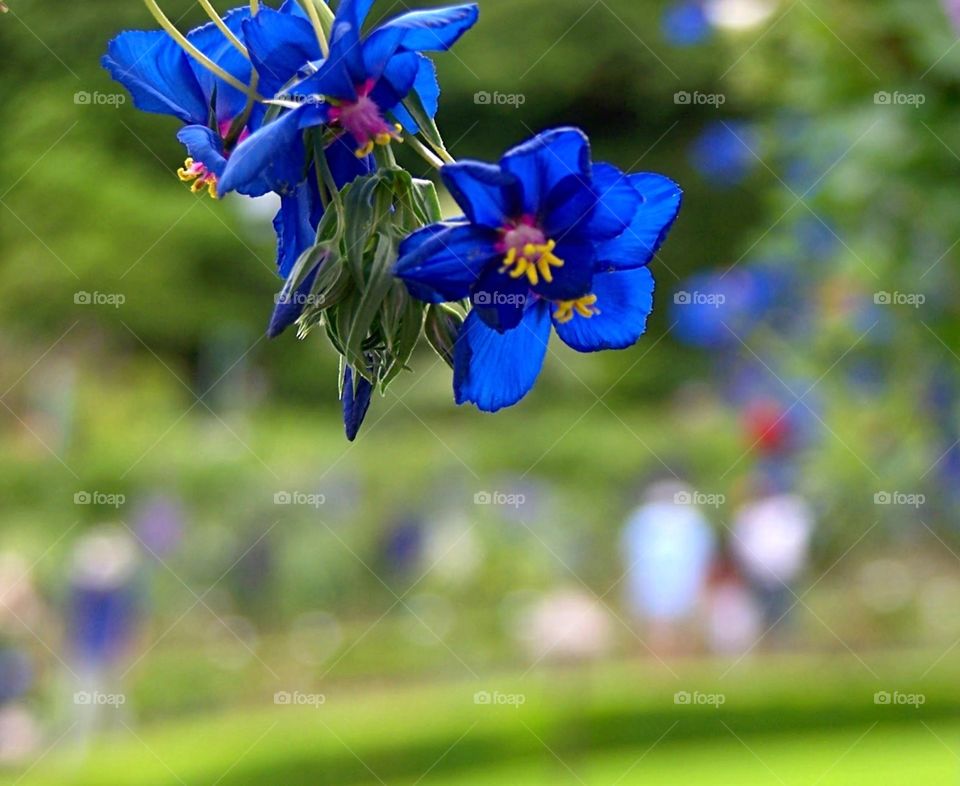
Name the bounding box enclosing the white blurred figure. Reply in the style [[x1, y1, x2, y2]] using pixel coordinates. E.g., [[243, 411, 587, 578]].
[[621, 481, 716, 656], [515, 589, 613, 663], [704, 556, 763, 656], [731, 493, 814, 631]]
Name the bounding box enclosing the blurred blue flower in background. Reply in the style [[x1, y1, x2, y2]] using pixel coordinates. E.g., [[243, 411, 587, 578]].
[[661, 1, 711, 47], [689, 120, 759, 186]]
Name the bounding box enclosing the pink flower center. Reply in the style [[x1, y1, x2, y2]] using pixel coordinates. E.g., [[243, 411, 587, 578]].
[[327, 81, 402, 158], [496, 217, 565, 287]]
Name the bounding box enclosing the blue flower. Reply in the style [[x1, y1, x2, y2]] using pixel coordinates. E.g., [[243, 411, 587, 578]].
[[395, 127, 682, 412], [218, 0, 478, 196], [103, 6, 263, 197], [341, 365, 373, 441]]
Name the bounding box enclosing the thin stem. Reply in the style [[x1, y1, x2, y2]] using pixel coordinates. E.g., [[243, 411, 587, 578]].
[[143, 0, 262, 98], [424, 135, 455, 164], [405, 135, 445, 170], [197, 0, 249, 58], [250, 0, 259, 11], [312, 0, 336, 30], [299, 0, 330, 57]]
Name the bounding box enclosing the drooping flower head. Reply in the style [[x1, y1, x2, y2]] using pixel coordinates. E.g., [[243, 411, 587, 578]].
[[396, 127, 682, 412], [217, 0, 478, 196], [103, 7, 261, 198]]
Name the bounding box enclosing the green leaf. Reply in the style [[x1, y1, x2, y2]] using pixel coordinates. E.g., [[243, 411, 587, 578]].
[[424, 304, 464, 369], [343, 232, 398, 371]]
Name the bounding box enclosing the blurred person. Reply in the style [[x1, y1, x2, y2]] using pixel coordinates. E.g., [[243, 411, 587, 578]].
[[730, 486, 814, 632], [704, 553, 763, 656], [621, 481, 716, 655], [515, 589, 613, 663], [66, 528, 141, 737]]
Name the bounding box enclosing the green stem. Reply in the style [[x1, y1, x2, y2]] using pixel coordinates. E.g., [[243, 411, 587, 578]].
[[143, 0, 262, 98], [405, 135, 446, 170], [299, 0, 330, 57], [197, 0, 249, 58]]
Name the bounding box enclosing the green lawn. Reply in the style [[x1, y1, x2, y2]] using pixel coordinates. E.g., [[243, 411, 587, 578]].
[[437, 724, 958, 786], [16, 654, 960, 786]]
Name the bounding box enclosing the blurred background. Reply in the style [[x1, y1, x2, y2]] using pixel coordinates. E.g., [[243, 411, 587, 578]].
[[1, 0, 960, 783]]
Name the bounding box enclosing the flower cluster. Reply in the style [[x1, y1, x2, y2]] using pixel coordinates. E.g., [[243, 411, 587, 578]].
[[104, 0, 681, 439]]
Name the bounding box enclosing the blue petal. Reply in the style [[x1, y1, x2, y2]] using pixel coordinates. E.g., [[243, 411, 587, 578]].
[[470, 266, 531, 332], [584, 162, 643, 240], [243, 8, 322, 99], [501, 127, 591, 219], [318, 0, 371, 98], [371, 4, 479, 53], [326, 134, 375, 189], [274, 180, 320, 278], [279, 0, 310, 17], [531, 237, 595, 301], [389, 55, 439, 132], [268, 264, 319, 338], [218, 104, 325, 196], [441, 162, 514, 228], [552, 267, 654, 352], [369, 51, 419, 110], [396, 222, 499, 302], [176, 125, 228, 176], [453, 303, 552, 412], [342, 365, 374, 442], [596, 174, 683, 271], [102, 30, 208, 124], [186, 8, 254, 123], [542, 175, 597, 239]]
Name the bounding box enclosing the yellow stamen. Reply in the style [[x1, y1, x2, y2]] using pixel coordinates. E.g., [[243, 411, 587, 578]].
[[356, 124, 404, 158], [553, 294, 600, 324], [499, 239, 564, 288], [177, 157, 218, 199]]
